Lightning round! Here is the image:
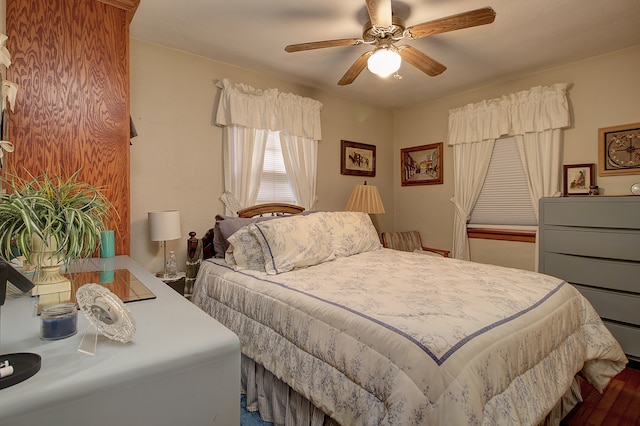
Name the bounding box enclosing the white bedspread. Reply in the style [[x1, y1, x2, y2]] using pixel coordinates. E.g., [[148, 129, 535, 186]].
[[192, 248, 626, 425]]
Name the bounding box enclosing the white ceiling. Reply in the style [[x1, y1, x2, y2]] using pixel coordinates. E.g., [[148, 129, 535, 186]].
[[130, 0, 640, 109]]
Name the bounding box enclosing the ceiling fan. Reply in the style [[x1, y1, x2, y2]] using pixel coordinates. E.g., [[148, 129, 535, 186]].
[[284, 1, 496, 85]]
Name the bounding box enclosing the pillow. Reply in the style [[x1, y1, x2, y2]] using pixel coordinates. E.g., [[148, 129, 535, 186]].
[[320, 211, 382, 257], [213, 215, 229, 258], [213, 210, 319, 258], [225, 227, 266, 271], [250, 214, 335, 274], [214, 215, 275, 258]]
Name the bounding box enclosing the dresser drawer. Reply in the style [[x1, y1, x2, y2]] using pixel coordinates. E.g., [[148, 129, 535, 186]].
[[542, 228, 640, 261], [541, 197, 640, 229], [542, 253, 640, 293], [604, 321, 640, 360], [574, 284, 640, 326]]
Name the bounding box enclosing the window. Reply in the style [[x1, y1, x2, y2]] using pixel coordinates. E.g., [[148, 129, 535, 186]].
[[255, 131, 297, 205], [469, 136, 537, 228]]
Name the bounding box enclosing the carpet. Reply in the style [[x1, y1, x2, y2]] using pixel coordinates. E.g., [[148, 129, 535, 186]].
[[241, 394, 272, 425]]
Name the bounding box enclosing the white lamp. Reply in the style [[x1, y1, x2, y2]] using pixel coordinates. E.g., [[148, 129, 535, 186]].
[[148, 210, 182, 278], [345, 181, 386, 214], [367, 47, 401, 78]]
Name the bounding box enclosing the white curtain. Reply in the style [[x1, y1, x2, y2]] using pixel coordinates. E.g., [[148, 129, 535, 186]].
[[450, 140, 496, 260], [514, 130, 563, 221], [215, 79, 323, 215], [448, 83, 571, 260], [280, 132, 318, 211], [219, 125, 268, 215], [215, 79, 322, 140]]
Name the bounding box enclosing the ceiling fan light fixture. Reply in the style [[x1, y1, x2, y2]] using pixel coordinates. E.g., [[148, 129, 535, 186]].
[[367, 48, 401, 78]]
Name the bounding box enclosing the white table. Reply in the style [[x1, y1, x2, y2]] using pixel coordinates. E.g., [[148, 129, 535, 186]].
[[0, 256, 240, 425]]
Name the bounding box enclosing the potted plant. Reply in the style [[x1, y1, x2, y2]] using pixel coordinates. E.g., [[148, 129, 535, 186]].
[[0, 169, 115, 295]]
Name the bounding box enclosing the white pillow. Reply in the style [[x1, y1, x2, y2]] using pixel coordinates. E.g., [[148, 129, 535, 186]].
[[225, 226, 266, 272], [321, 211, 382, 257], [250, 214, 335, 274]]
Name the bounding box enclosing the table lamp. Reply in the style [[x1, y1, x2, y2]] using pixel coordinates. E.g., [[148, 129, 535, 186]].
[[148, 210, 182, 278], [345, 181, 385, 214]]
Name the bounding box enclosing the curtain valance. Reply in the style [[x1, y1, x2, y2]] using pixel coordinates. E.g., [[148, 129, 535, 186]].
[[215, 78, 323, 140], [448, 83, 570, 146]]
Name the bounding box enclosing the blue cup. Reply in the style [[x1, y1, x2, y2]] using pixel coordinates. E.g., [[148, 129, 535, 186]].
[[100, 230, 115, 258]]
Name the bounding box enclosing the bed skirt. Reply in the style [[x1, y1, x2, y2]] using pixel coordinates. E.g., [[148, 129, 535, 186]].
[[242, 355, 339, 426], [541, 377, 582, 426], [241, 353, 581, 426]]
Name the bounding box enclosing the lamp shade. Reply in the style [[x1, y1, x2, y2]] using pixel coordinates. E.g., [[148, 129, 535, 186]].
[[148, 210, 182, 242], [345, 184, 385, 214]]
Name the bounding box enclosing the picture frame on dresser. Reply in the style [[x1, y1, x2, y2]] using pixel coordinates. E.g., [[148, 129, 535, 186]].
[[563, 163, 595, 196], [597, 122, 640, 176]]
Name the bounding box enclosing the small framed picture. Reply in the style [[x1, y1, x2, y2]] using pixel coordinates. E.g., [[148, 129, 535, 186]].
[[401, 143, 443, 186], [341, 140, 376, 177], [598, 122, 640, 176], [563, 163, 595, 196]]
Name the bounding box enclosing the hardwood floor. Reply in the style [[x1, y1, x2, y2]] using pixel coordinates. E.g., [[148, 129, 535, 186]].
[[562, 362, 640, 425]]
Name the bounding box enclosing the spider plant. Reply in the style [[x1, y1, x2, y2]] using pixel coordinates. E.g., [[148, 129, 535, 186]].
[[0, 169, 115, 269]]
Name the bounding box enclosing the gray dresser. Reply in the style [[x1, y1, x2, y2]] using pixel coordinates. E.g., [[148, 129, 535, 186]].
[[539, 196, 640, 361]]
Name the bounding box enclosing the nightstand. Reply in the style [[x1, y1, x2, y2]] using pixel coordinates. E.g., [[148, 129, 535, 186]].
[[159, 271, 186, 296]]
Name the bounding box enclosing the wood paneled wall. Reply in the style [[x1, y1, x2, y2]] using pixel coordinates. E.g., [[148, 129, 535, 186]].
[[5, 0, 138, 255]]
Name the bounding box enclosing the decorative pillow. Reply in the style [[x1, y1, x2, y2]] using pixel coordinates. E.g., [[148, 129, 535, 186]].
[[250, 214, 335, 274], [320, 211, 382, 257], [225, 227, 266, 271]]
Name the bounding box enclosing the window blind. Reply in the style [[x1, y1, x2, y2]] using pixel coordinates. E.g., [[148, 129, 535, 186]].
[[469, 136, 537, 226], [255, 131, 297, 205]]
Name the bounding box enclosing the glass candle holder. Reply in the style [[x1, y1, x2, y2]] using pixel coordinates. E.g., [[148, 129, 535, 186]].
[[41, 303, 78, 340]]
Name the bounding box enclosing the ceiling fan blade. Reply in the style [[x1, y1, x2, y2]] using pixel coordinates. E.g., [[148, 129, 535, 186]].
[[398, 46, 446, 76], [365, 0, 392, 28], [405, 7, 496, 39], [285, 38, 362, 53], [338, 51, 373, 86]]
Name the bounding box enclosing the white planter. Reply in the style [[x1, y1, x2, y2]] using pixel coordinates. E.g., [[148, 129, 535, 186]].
[[30, 234, 71, 297]]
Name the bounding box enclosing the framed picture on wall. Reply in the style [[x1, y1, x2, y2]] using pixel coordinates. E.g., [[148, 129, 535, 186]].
[[401, 143, 443, 186], [563, 163, 595, 196], [340, 140, 376, 177], [597, 122, 640, 176]]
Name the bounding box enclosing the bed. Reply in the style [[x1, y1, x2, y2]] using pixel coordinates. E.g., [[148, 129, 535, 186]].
[[190, 204, 627, 425]]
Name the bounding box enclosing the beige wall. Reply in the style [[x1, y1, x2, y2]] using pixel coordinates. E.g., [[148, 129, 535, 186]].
[[129, 39, 394, 272], [394, 44, 640, 271]]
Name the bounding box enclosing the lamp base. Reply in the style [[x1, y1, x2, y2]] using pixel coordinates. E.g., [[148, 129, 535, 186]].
[[156, 272, 178, 279]]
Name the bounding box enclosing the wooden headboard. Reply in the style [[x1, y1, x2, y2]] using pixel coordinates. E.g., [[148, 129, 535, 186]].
[[237, 203, 304, 218], [198, 203, 305, 260]]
